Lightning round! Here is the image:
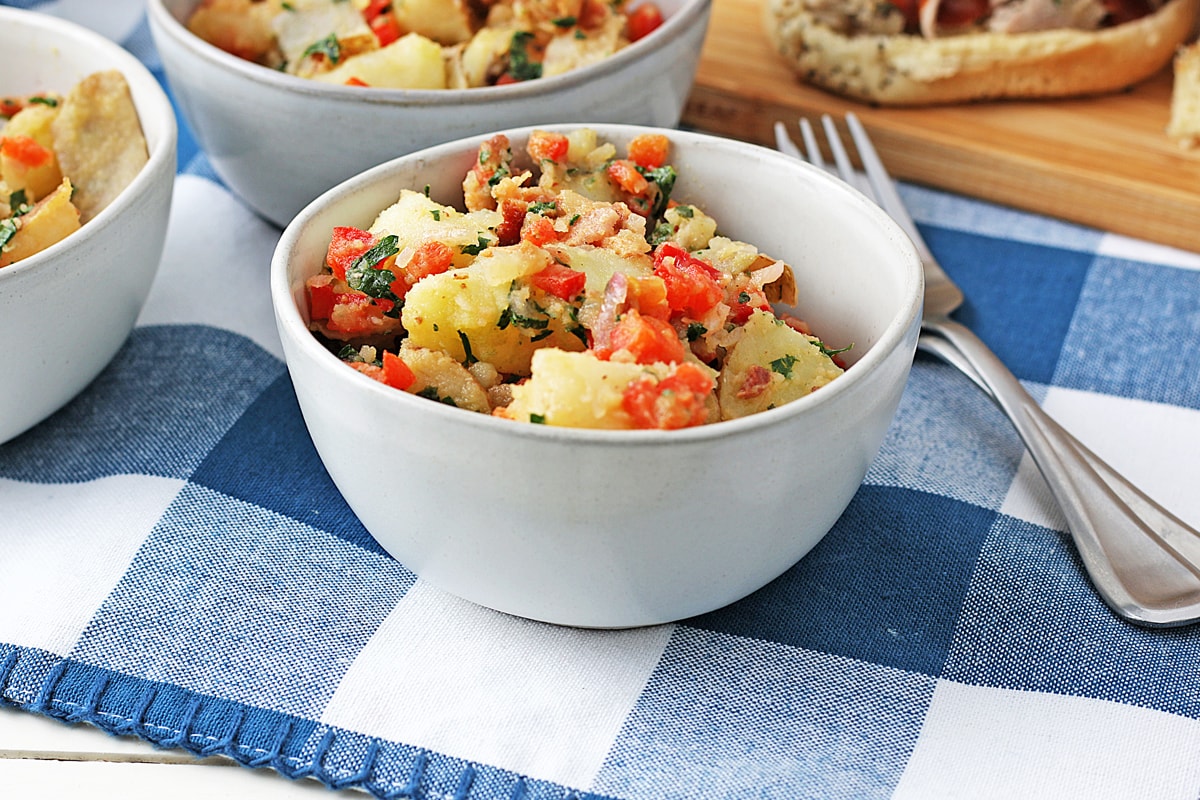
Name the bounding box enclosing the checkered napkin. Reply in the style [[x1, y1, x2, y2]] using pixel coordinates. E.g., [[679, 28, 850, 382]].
[[6, 3, 1200, 798]]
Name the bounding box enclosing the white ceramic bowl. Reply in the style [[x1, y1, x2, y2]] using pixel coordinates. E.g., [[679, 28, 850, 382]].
[[0, 8, 177, 445], [147, 0, 711, 228], [272, 124, 922, 628]]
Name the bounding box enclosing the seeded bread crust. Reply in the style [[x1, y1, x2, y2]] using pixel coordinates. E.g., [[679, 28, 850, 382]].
[[764, 0, 1200, 106], [1168, 42, 1200, 147]]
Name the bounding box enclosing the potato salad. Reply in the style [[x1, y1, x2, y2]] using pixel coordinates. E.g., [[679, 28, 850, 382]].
[[0, 71, 148, 267], [188, 0, 664, 89], [305, 129, 849, 429]]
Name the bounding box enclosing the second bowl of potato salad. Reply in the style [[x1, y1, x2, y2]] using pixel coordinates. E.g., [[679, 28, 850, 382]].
[[272, 125, 922, 628], [148, 0, 711, 227]]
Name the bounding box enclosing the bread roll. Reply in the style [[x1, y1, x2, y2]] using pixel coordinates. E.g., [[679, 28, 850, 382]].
[[764, 0, 1200, 105]]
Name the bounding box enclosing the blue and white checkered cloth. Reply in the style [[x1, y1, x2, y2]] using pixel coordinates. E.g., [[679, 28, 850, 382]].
[[5, 2, 1200, 797]]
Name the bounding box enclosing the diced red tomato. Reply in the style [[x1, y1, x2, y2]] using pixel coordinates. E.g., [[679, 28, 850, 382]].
[[626, 3, 664, 41], [627, 133, 669, 170], [528, 130, 570, 164], [494, 73, 521, 86], [653, 243, 723, 318], [405, 240, 455, 283], [344, 76, 369, 87], [521, 214, 558, 247], [727, 286, 771, 325], [327, 292, 390, 335], [382, 350, 416, 390], [607, 159, 649, 195], [622, 362, 713, 429], [369, 13, 402, 46], [579, 0, 610, 28], [326, 226, 375, 281], [0, 98, 22, 118], [307, 274, 338, 320], [0, 135, 52, 168], [605, 310, 687, 364], [530, 263, 586, 300]]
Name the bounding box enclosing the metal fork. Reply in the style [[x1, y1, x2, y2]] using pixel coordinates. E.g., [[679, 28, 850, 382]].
[[776, 112, 1200, 628]]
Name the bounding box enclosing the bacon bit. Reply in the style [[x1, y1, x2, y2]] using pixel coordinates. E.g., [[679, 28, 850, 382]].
[[781, 314, 813, 336], [736, 365, 773, 399], [495, 199, 526, 245]]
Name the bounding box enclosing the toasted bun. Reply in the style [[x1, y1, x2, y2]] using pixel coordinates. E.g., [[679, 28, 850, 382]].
[[1168, 41, 1200, 147], [764, 0, 1200, 105]]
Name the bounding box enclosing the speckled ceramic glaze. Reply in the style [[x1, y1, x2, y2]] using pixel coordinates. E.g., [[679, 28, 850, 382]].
[[271, 125, 923, 628], [148, 0, 712, 228], [0, 8, 177, 445]]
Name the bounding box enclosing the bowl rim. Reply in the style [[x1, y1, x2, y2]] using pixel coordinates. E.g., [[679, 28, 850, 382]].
[[0, 6, 178, 283], [271, 123, 924, 447], [146, 0, 712, 107]]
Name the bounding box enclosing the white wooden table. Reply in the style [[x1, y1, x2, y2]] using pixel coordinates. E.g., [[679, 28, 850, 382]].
[[0, 707, 360, 798]]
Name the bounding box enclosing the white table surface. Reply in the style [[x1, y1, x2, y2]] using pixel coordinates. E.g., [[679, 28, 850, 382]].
[[0, 707, 362, 797]]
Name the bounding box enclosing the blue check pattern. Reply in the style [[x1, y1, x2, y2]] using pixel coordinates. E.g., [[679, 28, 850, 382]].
[[4, 3, 1200, 798]]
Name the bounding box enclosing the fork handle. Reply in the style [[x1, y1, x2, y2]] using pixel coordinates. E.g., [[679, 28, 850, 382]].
[[920, 319, 1200, 627]]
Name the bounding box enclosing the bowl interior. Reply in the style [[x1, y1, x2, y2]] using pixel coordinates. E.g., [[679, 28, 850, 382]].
[[278, 124, 921, 397], [0, 7, 177, 276], [153, 0, 707, 101]]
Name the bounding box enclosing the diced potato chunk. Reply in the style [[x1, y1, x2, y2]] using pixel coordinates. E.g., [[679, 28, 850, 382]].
[[455, 26, 516, 87], [718, 310, 843, 420], [0, 178, 81, 267], [369, 189, 500, 268], [391, 0, 478, 45], [0, 103, 63, 202], [272, 0, 376, 75], [401, 241, 583, 374], [398, 342, 490, 413], [542, 16, 624, 77], [313, 32, 448, 89], [662, 204, 716, 251], [505, 349, 658, 429], [544, 243, 651, 296]]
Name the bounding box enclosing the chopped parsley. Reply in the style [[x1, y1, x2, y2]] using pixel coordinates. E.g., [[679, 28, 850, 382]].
[[552, 16, 577, 26], [0, 218, 18, 251], [303, 34, 342, 65], [527, 201, 557, 215], [9, 189, 30, 216], [281, 1, 295, 9], [675, 205, 694, 218], [814, 340, 853, 358], [487, 162, 511, 187], [461, 236, 491, 256], [430, 209, 441, 221], [686, 322, 707, 341], [637, 164, 677, 223], [458, 331, 477, 365], [28, 96, 58, 108], [530, 413, 547, 424], [417, 386, 458, 406], [345, 234, 402, 314], [506, 31, 542, 82], [649, 221, 673, 246], [510, 312, 549, 330], [770, 353, 799, 379]]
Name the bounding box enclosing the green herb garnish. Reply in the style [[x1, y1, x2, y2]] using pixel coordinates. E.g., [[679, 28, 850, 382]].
[[303, 33, 342, 65], [506, 31, 542, 82], [770, 353, 799, 379]]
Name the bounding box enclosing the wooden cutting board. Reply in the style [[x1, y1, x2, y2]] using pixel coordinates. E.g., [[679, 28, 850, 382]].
[[682, 0, 1200, 253]]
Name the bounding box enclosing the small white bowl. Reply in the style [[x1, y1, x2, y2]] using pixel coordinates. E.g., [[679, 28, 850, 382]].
[[0, 8, 177, 445], [148, 0, 712, 229], [272, 125, 922, 628]]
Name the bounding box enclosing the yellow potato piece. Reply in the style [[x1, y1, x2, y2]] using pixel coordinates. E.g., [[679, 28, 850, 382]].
[[505, 349, 658, 429], [392, 0, 477, 46], [718, 310, 843, 420], [313, 33, 447, 89], [369, 189, 500, 268], [398, 342, 491, 413], [0, 103, 63, 202], [0, 178, 81, 267], [401, 241, 584, 374], [51, 70, 148, 223]]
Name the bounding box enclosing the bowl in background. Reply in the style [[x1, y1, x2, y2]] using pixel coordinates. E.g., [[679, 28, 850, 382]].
[[271, 124, 922, 628], [147, 0, 711, 228], [0, 7, 177, 445]]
